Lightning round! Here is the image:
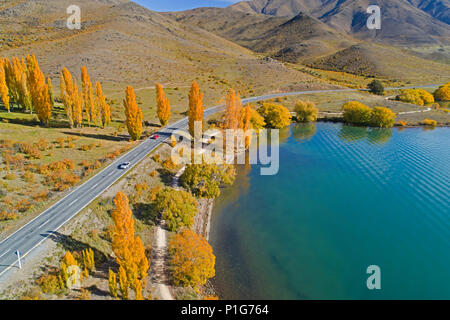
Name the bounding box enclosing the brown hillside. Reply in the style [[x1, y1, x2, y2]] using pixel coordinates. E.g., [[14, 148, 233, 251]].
[[0, 0, 323, 107]]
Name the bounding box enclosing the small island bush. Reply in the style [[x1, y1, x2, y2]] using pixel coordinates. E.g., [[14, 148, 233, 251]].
[[342, 101, 373, 125], [295, 100, 318, 122], [370, 107, 396, 128], [342, 102, 396, 128]]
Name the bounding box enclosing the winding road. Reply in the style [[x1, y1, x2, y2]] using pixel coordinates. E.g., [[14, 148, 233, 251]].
[[0, 85, 441, 283]]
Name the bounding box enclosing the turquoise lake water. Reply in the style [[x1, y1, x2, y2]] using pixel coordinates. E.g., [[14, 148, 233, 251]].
[[210, 123, 450, 299]]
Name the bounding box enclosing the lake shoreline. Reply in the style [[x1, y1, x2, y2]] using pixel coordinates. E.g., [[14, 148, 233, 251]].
[[207, 122, 450, 299]]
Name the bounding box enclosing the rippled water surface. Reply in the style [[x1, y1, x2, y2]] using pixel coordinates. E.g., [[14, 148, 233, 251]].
[[210, 123, 450, 299]]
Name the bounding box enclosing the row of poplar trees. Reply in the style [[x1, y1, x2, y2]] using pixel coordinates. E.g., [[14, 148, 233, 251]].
[[0, 55, 53, 125], [1, 55, 252, 143], [0, 55, 112, 128], [60, 66, 111, 128]]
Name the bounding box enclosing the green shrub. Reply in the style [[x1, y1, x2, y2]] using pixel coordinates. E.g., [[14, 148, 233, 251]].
[[181, 163, 236, 198], [154, 188, 198, 231], [295, 100, 318, 122], [368, 80, 384, 95]]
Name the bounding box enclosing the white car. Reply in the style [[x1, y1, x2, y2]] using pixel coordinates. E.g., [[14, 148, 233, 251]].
[[119, 162, 131, 169]]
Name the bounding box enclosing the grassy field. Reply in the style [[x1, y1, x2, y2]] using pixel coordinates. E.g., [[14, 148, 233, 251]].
[[0, 107, 143, 238]]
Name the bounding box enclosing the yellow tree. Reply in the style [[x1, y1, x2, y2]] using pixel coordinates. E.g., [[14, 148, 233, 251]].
[[156, 83, 171, 126], [81, 66, 97, 125], [188, 81, 204, 139], [0, 58, 9, 112], [95, 82, 111, 127], [46, 77, 54, 107], [61, 68, 83, 128], [240, 104, 252, 149], [434, 83, 450, 101], [108, 269, 118, 299], [111, 192, 149, 297], [169, 229, 215, 292], [4, 57, 24, 110], [123, 86, 143, 141], [26, 55, 52, 125], [223, 88, 242, 130]]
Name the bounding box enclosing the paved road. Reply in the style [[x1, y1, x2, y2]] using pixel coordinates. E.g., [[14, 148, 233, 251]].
[[0, 85, 442, 280]]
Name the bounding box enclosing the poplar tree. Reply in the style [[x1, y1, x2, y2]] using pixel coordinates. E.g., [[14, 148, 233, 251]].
[[46, 77, 54, 107], [188, 81, 204, 139], [156, 83, 171, 126], [123, 86, 143, 140], [81, 66, 97, 125], [223, 88, 242, 130], [95, 82, 111, 127], [0, 59, 9, 112], [108, 269, 118, 299], [26, 55, 52, 125], [240, 104, 252, 149], [111, 192, 149, 298], [60, 68, 83, 128], [4, 57, 23, 109]]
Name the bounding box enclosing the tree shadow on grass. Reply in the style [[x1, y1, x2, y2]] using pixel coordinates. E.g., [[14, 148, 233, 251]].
[[0, 115, 70, 129], [156, 168, 173, 186], [45, 231, 108, 265], [63, 131, 129, 142], [144, 121, 162, 128], [133, 202, 159, 226]]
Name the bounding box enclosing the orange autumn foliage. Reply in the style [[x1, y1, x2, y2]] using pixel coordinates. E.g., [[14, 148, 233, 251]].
[[26, 55, 52, 125], [240, 103, 253, 149], [111, 192, 149, 292], [95, 82, 111, 127], [223, 88, 242, 130], [156, 83, 171, 126], [60, 68, 83, 128], [81, 66, 97, 125], [169, 229, 215, 291], [123, 86, 143, 141], [188, 81, 204, 139], [0, 58, 9, 112]]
